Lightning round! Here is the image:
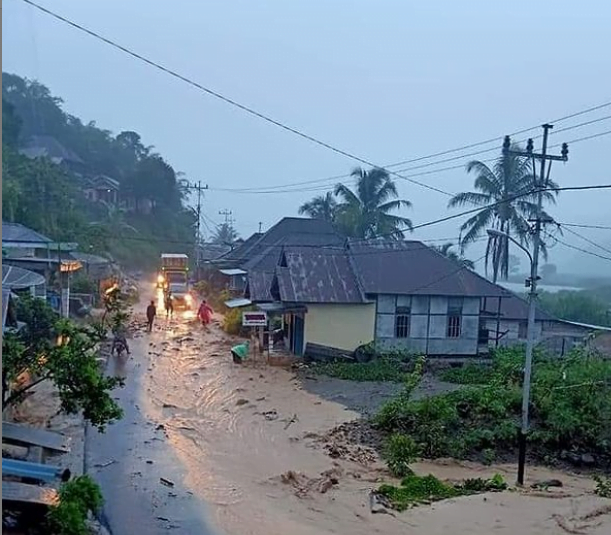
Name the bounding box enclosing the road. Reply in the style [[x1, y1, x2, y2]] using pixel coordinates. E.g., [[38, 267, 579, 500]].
[[85, 289, 218, 535]]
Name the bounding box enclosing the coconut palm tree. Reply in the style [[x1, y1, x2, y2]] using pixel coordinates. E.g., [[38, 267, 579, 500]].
[[433, 242, 475, 270], [298, 192, 337, 223], [212, 222, 239, 245], [334, 167, 413, 239], [448, 148, 558, 282]]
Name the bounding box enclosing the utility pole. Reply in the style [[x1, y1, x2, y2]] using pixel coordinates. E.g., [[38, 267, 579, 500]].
[[182, 181, 209, 278], [258, 222, 263, 233], [219, 209, 234, 226], [503, 125, 569, 485]]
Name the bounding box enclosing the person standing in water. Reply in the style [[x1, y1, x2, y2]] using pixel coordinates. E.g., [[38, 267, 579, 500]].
[[146, 300, 156, 333], [164, 291, 174, 318], [197, 299, 213, 327]]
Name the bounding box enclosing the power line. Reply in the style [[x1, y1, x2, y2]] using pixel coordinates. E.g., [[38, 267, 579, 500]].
[[560, 226, 611, 257], [19, 0, 611, 200], [544, 231, 611, 262], [210, 130, 611, 195], [560, 222, 611, 230]]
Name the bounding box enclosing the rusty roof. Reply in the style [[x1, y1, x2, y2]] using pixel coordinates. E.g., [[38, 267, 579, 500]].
[[277, 247, 365, 304], [349, 240, 508, 297]]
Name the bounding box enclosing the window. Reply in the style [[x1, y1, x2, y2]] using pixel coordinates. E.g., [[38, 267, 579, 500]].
[[395, 306, 411, 338], [518, 321, 528, 339], [447, 297, 463, 338]]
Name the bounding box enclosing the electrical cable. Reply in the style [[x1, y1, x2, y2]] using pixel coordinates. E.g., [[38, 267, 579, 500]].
[[18, 0, 611, 199]]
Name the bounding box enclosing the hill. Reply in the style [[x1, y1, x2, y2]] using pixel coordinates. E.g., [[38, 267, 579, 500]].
[[2, 72, 196, 268]]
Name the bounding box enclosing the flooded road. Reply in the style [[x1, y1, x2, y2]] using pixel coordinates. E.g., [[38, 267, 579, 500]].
[[85, 289, 217, 535], [90, 285, 611, 535]]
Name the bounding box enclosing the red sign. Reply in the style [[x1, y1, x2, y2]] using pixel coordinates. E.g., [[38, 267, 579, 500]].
[[242, 312, 268, 326]]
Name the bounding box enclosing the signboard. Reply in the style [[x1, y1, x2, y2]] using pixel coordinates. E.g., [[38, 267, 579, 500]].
[[242, 311, 268, 327]]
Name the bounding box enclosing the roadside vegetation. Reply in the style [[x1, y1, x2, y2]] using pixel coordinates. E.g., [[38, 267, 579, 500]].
[[374, 347, 611, 468], [310, 355, 411, 382], [377, 473, 507, 511], [46, 475, 103, 535]]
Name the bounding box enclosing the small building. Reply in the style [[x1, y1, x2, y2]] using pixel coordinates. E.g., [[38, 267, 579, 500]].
[[83, 175, 121, 205], [482, 293, 611, 355]]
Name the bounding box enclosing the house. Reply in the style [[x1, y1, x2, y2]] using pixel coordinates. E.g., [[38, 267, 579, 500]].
[[482, 292, 611, 356], [19, 135, 85, 172], [83, 175, 121, 205], [223, 218, 511, 358], [2, 222, 82, 315], [217, 218, 344, 296]]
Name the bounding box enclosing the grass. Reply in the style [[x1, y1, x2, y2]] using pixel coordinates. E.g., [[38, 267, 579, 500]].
[[309, 356, 410, 382], [378, 473, 507, 511], [375, 347, 611, 465], [440, 363, 494, 385]]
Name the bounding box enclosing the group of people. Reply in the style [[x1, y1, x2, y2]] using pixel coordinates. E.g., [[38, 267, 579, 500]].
[[145, 295, 213, 333]]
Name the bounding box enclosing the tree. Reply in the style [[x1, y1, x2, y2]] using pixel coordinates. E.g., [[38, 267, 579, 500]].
[[432, 242, 475, 269], [212, 223, 239, 245], [298, 192, 337, 222], [334, 167, 413, 239], [509, 254, 521, 275], [2, 295, 123, 430], [448, 148, 559, 282], [538, 290, 611, 326]]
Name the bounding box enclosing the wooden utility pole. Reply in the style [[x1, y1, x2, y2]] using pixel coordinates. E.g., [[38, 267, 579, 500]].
[[503, 125, 569, 485]]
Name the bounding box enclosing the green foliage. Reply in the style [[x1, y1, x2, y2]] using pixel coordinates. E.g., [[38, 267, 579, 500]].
[[383, 434, 420, 477], [376, 347, 611, 465], [538, 290, 611, 327], [310, 357, 409, 382], [3, 297, 123, 430], [212, 222, 239, 245], [440, 363, 494, 385], [448, 148, 558, 282], [2, 73, 196, 267], [594, 475, 611, 498], [378, 473, 506, 511], [223, 307, 244, 335], [70, 274, 97, 295], [47, 475, 103, 535]]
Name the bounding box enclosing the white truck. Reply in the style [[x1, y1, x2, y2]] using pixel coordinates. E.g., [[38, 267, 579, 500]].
[[160, 253, 193, 310]]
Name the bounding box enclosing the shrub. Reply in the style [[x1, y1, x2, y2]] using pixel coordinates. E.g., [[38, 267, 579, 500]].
[[377, 473, 506, 511], [383, 434, 420, 477], [375, 347, 611, 466], [47, 475, 103, 535], [594, 475, 611, 498], [222, 307, 243, 335]]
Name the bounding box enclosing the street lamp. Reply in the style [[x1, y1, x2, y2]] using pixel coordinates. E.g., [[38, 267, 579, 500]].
[[487, 228, 537, 485]]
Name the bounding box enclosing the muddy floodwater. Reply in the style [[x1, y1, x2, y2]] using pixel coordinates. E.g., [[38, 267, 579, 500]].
[[132, 289, 610, 535]]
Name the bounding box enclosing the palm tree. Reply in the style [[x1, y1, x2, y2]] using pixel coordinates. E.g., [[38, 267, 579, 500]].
[[448, 148, 558, 282], [298, 192, 337, 223], [433, 242, 475, 270], [212, 223, 239, 245], [334, 167, 413, 239]]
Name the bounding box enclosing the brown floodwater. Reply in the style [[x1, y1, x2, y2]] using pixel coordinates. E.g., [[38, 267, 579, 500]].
[[139, 303, 611, 535]]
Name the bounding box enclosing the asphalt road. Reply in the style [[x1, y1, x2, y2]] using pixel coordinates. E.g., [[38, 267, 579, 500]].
[[85, 321, 218, 535]]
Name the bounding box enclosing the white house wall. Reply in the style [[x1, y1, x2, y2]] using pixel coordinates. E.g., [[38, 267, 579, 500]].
[[375, 294, 480, 356]]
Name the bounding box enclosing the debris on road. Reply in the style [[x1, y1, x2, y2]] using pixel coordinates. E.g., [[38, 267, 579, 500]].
[[284, 414, 298, 430], [160, 477, 175, 487]]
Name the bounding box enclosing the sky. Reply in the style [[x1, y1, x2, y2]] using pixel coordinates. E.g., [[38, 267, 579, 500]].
[[3, 0, 611, 275]]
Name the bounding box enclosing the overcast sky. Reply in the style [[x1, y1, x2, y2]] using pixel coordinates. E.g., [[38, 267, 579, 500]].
[[3, 0, 611, 275]]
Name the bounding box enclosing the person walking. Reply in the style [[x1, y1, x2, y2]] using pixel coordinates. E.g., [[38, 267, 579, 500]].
[[197, 299, 214, 327], [146, 300, 156, 332], [164, 292, 174, 318]]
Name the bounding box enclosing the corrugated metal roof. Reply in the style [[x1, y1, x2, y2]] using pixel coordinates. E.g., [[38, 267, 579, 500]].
[[277, 248, 365, 304], [482, 293, 556, 321], [246, 272, 275, 302], [349, 239, 508, 297], [2, 222, 53, 244], [2, 264, 46, 289]]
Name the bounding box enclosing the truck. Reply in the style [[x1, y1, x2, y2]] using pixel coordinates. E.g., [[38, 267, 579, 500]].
[[159, 253, 193, 310]]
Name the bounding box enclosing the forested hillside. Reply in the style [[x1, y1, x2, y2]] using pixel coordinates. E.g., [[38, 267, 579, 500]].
[[2, 72, 195, 267]]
